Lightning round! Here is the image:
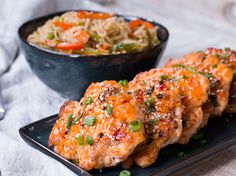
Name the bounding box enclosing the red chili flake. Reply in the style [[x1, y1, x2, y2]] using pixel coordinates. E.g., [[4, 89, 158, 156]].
[[113, 129, 124, 141], [158, 84, 165, 91]]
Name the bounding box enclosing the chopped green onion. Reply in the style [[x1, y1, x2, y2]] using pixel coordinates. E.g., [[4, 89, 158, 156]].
[[178, 151, 187, 157], [84, 115, 97, 126], [224, 47, 231, 51], [77, 21, 85, 26], [186, 65, 197, 72], [89, 32, 100, 42], [128, 120, 141, 132], [159, 74, 168, 82], [59, 17, 64, 22], [222, 53, 229, 59], [201, 72, 212, 79], [47, 32, 54, 39], [119, 170, 131, 176], [182, 75, 188, 79], [106, 105, 113, 116], [72, 114, 83, 125], [233, 70, 236, 81], [192, 132, 204, 140], [142, 80, 147, 85], [211, 64, 218, 68], [112, 43, 140, 53], [153, 39, 160, 46], [77, 135, 84, 145], [84, 96, 93, 106], [118, 80, 128, 87], [74, 48, 108, 56], [172, 64, 185, 69], [215, 53, 220, 58], [199, 139, 208, 145], [86, 135, 93, 145], [66, 113, 73, 128], [144, 97, 155, 107]]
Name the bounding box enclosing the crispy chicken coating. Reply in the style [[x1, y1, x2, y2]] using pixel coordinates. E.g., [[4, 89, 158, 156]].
[[49, 81, 145, 170], [165, 52, 233, 128], [205, 48, 236, 113], [160, 67, 210, 144], [127, 68, 184, 168]]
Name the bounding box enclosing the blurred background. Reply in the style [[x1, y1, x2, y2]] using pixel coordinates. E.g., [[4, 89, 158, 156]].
[[0, 0, 236, 176]]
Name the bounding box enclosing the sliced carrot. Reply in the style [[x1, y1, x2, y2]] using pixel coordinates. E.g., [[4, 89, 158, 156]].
[[143, 21, 154, 29], [77, 11, 114, 19], [53, 21, 72, 30], [55, 42, 84, 50], [128, 19, 142, 31], [128, 19, 154, 31], [77, 11, 89, 19], [100, 44, 109, 50], [90, 12, 114, 19], [75, 30, 90, 44]]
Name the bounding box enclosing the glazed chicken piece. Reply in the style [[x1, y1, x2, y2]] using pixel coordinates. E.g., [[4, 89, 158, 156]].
[[205, 48, 236, 113], [161, 67, 210, 144], [127, 68, 184, 168], [165, 51, 233, 127], [48, 80, 145, 171]]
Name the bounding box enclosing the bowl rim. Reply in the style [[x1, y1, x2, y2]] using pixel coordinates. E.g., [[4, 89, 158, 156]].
[[18, 9, 169, 60]]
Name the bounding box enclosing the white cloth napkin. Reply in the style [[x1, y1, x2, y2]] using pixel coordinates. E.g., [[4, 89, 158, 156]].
[[0, 1, 109, 175]]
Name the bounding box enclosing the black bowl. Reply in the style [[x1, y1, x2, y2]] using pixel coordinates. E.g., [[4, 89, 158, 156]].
[[18, 10, 169, 100]]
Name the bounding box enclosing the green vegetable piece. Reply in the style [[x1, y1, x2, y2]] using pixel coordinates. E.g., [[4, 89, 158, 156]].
[[66, 114, 73, 128], [106, 105, 113, 116], [86, 135, 93, 145], [199, 139, 208, 145], [211, 64, 218, 68], [77, 21, 85, 26], [233, 69, 236, 80], [222, 53, 229, 59], [59, 17, 64, 22], [72, 114, 83, 125], [84, 115, 97, 126], [128, 120, 141, 132], [159, 74, 168, 82], [47, 32, 54, 39], [73, 48, 108, 56], [89, 32, 100, 42], [84, 96, 93, 106], [178, 151, 187, 157], [118, 80, 128, 87], [186, 65, 197, 72], [119, 170, 131, 176], [233, 70, 236, 81], [144, 97, 155, 107], [215, 53, 220, 58], [77, 135, 84, 145], [224, 47, 231, 51], [141, 80, 147, 85], [172, 64, 185, 69], [192, 132, 204, 140], [112, 43, 139, 53], [148, 97, 155, 104], [182, 75, 188, 79]]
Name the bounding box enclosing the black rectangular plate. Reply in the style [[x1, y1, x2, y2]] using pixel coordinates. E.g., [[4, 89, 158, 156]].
[[19, 114, 236, 176]]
